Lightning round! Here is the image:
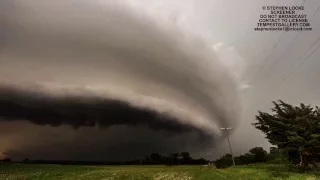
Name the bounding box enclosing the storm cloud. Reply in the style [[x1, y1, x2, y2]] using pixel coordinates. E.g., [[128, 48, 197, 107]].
[[0, 0, 243, 160], [0, 84, 197, 133]]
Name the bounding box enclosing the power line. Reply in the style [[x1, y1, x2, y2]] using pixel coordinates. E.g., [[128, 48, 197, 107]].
[[245, 1, 319, 112], [272, 2, 320, 82], [313, 5, 320, 15], [279, 37, 320, 82], [258, 1, 320, 84], [243, 1, 320, 116], [229, 1, 291, 47], [249, 33, 286, 84], [245, 40, 320, 113], [251, 0, 307, 84], [245, 37, 320, 113]]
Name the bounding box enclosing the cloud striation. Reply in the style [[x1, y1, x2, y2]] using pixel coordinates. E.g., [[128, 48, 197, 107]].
[[0, 0, 243, 160]]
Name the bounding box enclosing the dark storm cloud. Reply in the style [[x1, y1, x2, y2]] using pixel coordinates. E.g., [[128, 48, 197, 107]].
[[0, 84, 218, 161], [0, 85, 199, 133], [0, 0, 242, 136], [0, 0, 244, 160], [4, 123, 216, 161]]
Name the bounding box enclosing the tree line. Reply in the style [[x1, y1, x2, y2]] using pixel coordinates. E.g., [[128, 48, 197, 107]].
[[1, 100, 319, 170], [1, 152, 209, 166], [124, 152, 209, 165], [214, 146, 284, 168]]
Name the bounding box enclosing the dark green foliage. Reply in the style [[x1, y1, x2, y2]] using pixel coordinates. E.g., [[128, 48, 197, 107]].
[[235, 153, 255, 165], [266, 147, 289, 164], [253, 100, 320, 167], [150, 153, 162, 164], [249, 147, 268, 163], [234, 147, 268, 165], [18, 152, 209, 166], [127, 152, 209, 166], [270, 147, 279, 154], [181, 152, 192, 161], [216, 147, 281, 169], [215, 154, 233, 169]]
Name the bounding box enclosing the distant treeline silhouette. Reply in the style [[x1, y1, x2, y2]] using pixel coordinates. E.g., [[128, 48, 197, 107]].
[[15, 152, 209, 166]]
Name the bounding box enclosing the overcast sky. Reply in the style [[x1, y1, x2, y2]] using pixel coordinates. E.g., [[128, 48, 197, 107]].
[[141, 0, 320, 157], [0, 0, 319, 161]]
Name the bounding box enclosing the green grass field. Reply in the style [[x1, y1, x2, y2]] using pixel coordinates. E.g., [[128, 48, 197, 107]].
[[0, 163, 319, 180]]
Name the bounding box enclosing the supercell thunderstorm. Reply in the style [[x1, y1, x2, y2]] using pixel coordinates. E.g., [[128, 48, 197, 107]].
[[0, 0, 243, 160]]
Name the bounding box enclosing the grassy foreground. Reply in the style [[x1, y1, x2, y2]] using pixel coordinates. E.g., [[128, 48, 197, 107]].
[[0, 163, 319, 180]]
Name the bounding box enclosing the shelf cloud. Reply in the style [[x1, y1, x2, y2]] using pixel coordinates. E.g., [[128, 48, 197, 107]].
[[0, 0, 243, 160]]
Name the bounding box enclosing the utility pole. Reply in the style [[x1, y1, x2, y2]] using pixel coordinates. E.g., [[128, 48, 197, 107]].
[[220, 127, 235, 166]]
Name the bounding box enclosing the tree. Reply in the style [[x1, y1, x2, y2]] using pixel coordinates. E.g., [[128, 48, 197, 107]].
[[2, 158, 11, 162], [270, 147, 279, 155], [215, 154, 233, 168], [249, 147, 268, 163], [180, 152, 192, 164], [150, 153, 162, 165], [253, 100, 320, 167], [170, 153, 180, 165], [267, 147, 289, 164], [22, 158, 30, 163], [0, 152, 9, 162]]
